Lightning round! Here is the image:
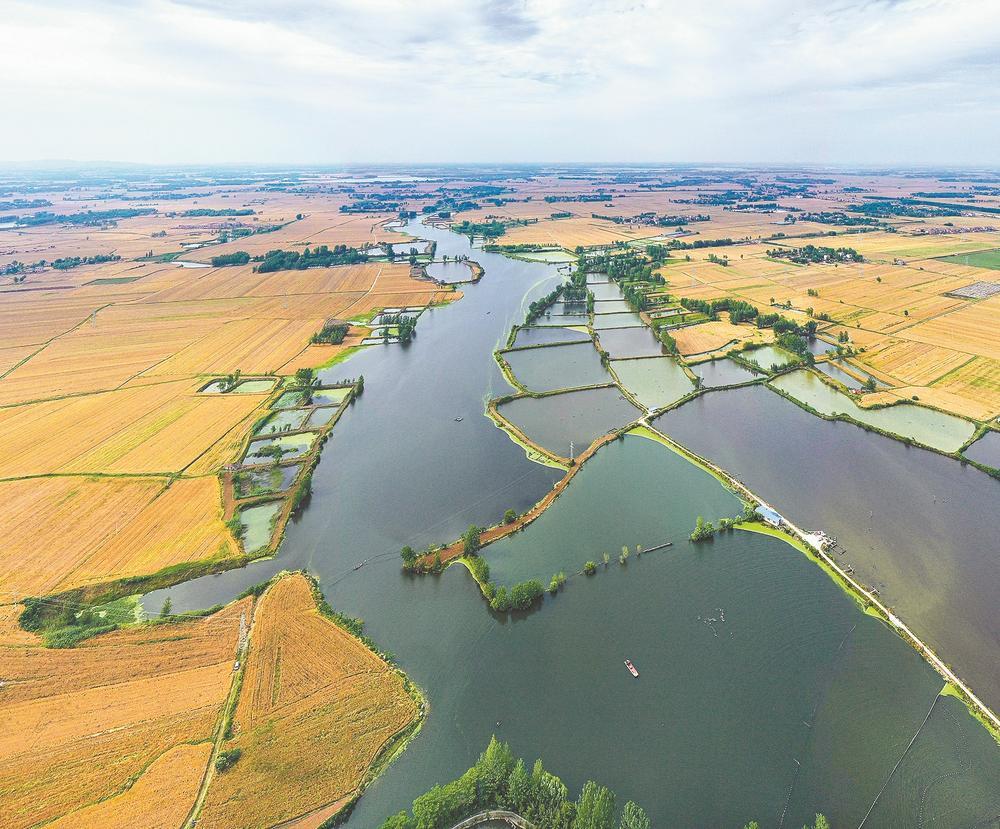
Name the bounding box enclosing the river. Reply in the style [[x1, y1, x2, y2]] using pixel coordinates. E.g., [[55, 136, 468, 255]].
[[145, 220, 1000, 827]]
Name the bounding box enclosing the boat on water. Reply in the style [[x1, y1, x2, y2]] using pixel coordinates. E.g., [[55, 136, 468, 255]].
[[624, 659, 639, 678]]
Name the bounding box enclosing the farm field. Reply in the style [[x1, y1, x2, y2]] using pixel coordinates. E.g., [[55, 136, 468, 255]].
[[2, 165, 1000, 828], [0, 598, 250, 829], [197, 574, 420, 829]]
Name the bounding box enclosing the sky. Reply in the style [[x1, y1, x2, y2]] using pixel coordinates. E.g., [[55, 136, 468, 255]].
[[3, 0, 999, 166]]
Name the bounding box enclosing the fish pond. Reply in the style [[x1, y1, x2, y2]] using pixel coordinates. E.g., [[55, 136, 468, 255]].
[[238, 500, 282, 554], [691, 358, 761, 387], [771, 369, 975, 452], [596, 326, 664, 359], [511, 326, 590, 348], [610, 356, 694, 410], [426, 260, 476, 283], [141, 218, 1000, 829], [254, 408, 309, 435], [963, 429, 1000, 469], [496, 386, 639, 458], [744, 345, 798, 371], [234, 464, 301, 498], [502, 342, 610, 393], [592, 311, 644, 330], [243, 431, 318, 465]]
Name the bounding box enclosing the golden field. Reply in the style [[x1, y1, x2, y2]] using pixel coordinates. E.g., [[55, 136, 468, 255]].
[[197, 575, 420, 829], [0, 599, 249, 829]]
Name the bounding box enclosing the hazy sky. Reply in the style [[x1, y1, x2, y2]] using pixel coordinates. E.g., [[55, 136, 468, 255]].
[[4, 0, 999, 165]]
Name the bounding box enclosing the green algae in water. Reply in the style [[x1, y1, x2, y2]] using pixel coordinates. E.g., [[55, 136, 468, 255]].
[[238, 500, 282, 553], [745, 344, 798, 370], [254, 409, 309, 435], [243, 431, 318, 464], [771, 369, 975, 452]]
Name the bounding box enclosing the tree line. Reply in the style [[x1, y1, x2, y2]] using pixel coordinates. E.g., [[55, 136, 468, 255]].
[[380, 736, 651, 829]]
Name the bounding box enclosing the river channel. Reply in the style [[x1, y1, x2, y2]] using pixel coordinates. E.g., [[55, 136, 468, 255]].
[[145, 220, 1000, 827]]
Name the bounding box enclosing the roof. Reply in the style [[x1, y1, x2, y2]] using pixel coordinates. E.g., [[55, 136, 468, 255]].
[[756, 505, 784, 524]]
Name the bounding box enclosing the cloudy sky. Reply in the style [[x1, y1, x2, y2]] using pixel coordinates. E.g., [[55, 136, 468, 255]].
[[3, 0, 999, 165]]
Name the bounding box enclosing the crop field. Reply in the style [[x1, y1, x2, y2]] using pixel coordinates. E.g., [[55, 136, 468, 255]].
[[0, 380, 266, 477], [862, 341, 971, 387], [0, 475, 233, 596], [198, 575, 419, 829], [901, 296, 1000, 360], [0, 598, 249, 829], [670, 319, 772, 357], [497, 216, 661, 248], [43, 743, 212, 829], [931, 356, 1000, 416]]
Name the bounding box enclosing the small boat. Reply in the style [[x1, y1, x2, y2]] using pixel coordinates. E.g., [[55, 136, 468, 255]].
[[454, 417, 463, 422], [624, 659, 639, 678]]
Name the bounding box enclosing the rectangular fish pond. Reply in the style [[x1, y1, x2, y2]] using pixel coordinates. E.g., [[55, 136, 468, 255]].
[[596, 326, 665, 359], [770, 369, 976, 452], [254, 408, 310, 435], [242, 431, 319, 465], [496, 385, 641, 458], [233, 463, 302, 498], [237, 500, 283, 554], [962, 430, 1000, 469], [512, 326, 591, 348], [592, 311, 645, 330], [611, 356, 695, 410], [502, 341, 611, 393]]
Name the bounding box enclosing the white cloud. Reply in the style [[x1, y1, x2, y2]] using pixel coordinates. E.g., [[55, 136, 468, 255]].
[[1, 0, 998, 163]]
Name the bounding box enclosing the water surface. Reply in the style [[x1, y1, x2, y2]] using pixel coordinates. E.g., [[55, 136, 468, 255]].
[[497, 386, 639, 458], [963, 430, 1000, 469], [771, 369, 975, 452], [596, 327, 664, 358], [611, 356, 694, 410], [502, 342, 610, 393], [656, 384, 1000, 710]]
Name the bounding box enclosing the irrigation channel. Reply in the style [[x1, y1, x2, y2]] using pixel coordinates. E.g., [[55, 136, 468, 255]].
[[144, 219, 1000, 828]]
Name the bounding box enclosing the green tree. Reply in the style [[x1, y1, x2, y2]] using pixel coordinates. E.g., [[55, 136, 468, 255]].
[[506, 758, 534, 813], [400, 545, 417, 568], [619, 801, 650, 829], [462, 524, 482, 555], [476, 735, 514, 804], [575, 780, 616, 829], [504, 508, 517, 524], [160, 597, 172, 618]]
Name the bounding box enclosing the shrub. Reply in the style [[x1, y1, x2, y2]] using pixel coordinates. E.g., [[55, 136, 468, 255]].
[[215, 748, 242, 772]]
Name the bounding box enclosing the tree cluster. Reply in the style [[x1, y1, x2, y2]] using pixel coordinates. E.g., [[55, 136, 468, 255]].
[[255, 245, 368, 272], [380, 736, 650, 829]]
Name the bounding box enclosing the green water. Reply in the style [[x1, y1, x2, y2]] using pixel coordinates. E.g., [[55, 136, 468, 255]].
[[234, 464, 301, 498], [487, 437, 741, 586], [592, 299, 632, 313], [243, 431, 318, 464], [239, 500, 282, 553], [502, 342, 610, 393], [254, 409, 309, 435], [611, 356, 695, 410], [771, 369, 976, 452], [273, 389, 310, 409], [311, 387, 351, 406], [745, 345, 798, 371], [692, 358, 761, 387]]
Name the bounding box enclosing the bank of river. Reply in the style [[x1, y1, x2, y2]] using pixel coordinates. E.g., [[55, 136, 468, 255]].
[[144, 220, 1000, 828], [656, 384, 1000, 713]]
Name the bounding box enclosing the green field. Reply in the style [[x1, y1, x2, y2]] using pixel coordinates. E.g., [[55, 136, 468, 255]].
[[939, 248, 1000, 270]]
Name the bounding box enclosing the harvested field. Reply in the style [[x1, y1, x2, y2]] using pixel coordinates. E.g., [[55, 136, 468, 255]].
[[931, 356, 1000, 417], [42, 743, 211, 829], [0, 380, 266, 477], [0, 599, 249, 829], [499, 217, 660, 248], [198, 574, 419, 829], [670, 319, 772, 357], [902, 296, 1000, 360], [861, 341, 970, 386], [0, 476, 234, 597]]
